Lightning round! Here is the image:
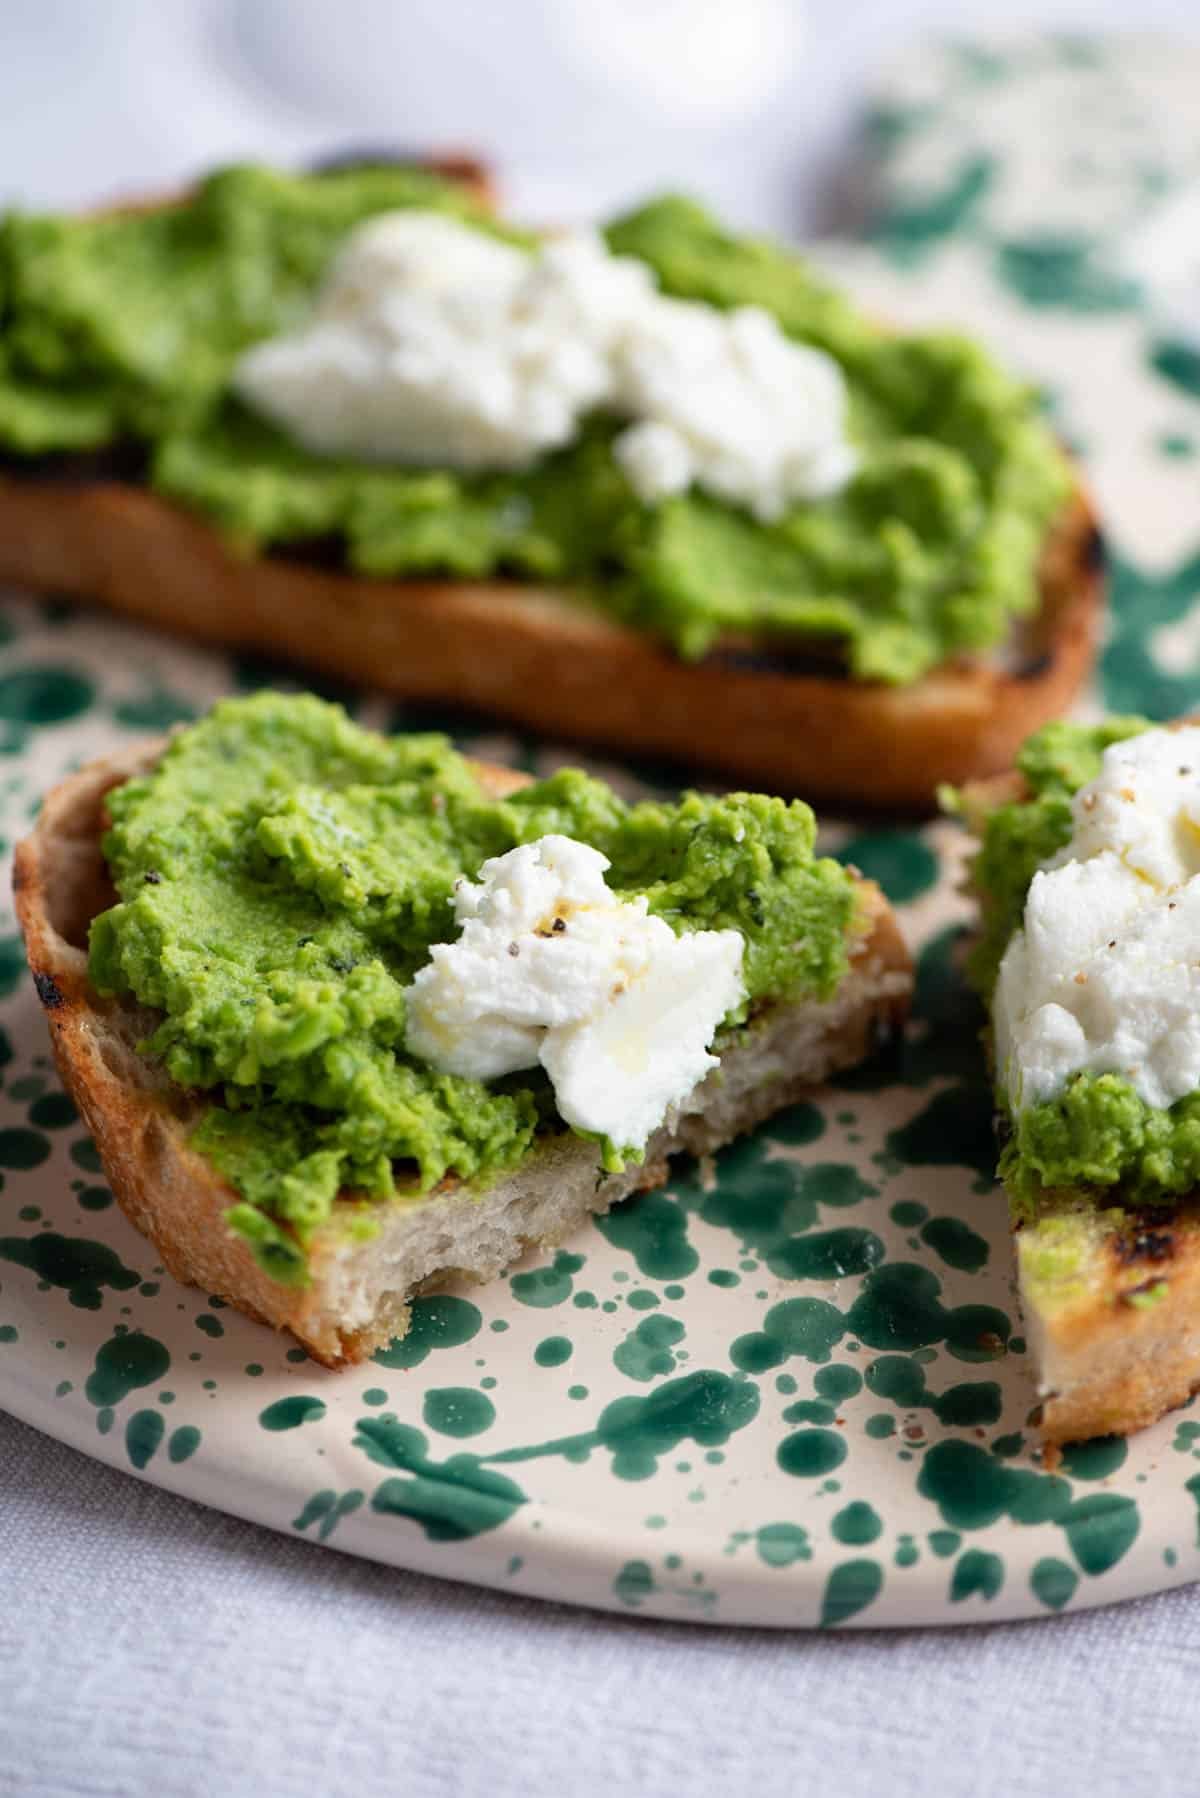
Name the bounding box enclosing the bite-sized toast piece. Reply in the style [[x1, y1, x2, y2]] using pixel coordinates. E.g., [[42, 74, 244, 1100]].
[[0, 474, 1101, 811], [13, 743, 911, 1366], [1017, 1191, 1200, 1449], [959, 759, 1200, 1451]]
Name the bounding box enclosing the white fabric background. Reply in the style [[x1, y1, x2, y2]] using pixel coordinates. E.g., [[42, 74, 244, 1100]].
[[6, 1406, 1200, 1798], [6, 0, 1200, 231], [5, 5, 1200, 1794]]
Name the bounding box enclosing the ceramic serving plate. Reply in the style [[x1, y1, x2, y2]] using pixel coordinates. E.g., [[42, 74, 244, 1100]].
[[4, 36, 1200, 1621], [1, 597, 1199, 1630]]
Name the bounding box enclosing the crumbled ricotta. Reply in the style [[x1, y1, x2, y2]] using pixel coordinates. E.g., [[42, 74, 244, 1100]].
[[994, 725, 1200, 1113], [234, 210, 855, 522], [611, 296, 857, 516], [403, 834, 746, 1150]]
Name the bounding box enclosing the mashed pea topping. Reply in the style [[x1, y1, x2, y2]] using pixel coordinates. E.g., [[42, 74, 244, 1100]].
[[1000, 1075, 1200, 1213], [0, 169, 1069, 683], [88, 693, 859, 1281]]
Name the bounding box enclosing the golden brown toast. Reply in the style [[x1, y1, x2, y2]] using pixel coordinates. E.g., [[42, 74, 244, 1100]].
[[0, 468, 1101, 811]]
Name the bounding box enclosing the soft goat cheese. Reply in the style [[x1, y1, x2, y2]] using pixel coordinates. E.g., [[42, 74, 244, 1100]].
[[403, 834, 746, 1151], [994, 726, 1200, 1114], [233, 211, 855, 522]]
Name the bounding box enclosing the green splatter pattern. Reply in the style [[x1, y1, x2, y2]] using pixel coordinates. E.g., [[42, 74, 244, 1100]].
[[0, 604, 1184, 1633], [2, 36, 1199, 1626]]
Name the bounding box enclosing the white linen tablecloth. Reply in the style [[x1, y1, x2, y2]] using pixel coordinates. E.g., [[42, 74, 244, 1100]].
[[6, 1405, 1200, 1798]]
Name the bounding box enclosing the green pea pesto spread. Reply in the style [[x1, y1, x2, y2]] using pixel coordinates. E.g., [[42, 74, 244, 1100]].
[[963, 717, 1200, 1238], [0, 166, 1070, 684], [88, 692, 861, 1283]]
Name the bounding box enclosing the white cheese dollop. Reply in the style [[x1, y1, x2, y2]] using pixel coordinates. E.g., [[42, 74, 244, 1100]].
[[994, 725, 1200, 1114], [233, 211, 855, 522], [403, 834, 746, 1151], [611, 297, 857, 516]]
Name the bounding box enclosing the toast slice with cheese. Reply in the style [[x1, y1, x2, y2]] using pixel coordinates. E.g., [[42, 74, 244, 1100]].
[[0, 160, 1101, 808], [13, 727, 911, 1367], [957, 729, 1200, 1450]]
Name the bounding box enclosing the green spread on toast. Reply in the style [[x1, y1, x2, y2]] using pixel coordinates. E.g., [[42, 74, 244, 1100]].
[[1016, 1200, 1114, 1315], [1002, 1075, 1200, 1214], [88, 693, 860, 1283], [0, 169, 1070, 684]]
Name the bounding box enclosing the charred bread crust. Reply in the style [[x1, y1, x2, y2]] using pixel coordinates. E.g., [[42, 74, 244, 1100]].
[[1026, 1201, 1200, 1452], [12, 741, 912, 1365], [0, 471, 1101, 808]]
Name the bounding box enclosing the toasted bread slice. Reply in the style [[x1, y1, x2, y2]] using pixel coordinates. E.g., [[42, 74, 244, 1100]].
[[959, 767, 1200, 1451], [12, 742, 911, 1366], [0, 466, 1101, 811], [0, 160, 1101, 807]]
